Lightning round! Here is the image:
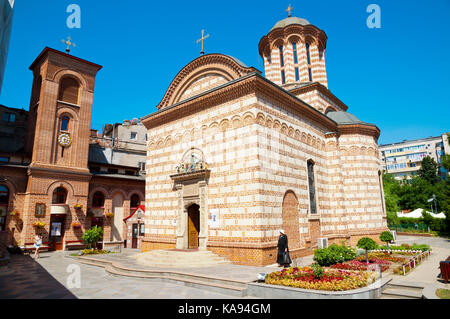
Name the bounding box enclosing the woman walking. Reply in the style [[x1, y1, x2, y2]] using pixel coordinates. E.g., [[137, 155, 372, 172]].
[[33, 234, 42, 259], [277, 229, 291, 267]]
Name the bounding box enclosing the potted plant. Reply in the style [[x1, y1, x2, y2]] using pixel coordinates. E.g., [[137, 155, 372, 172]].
[[105, 211, 114, 218], [72, 221, 82, 229], [33, 221, 46, 228], [10, 210, 19, 217]]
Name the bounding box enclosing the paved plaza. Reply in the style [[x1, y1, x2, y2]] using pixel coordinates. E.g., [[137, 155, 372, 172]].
[[0, 235, 448, 299]]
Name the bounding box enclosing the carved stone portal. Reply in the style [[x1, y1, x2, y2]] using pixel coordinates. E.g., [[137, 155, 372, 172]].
[[170, 170, 210, 250]]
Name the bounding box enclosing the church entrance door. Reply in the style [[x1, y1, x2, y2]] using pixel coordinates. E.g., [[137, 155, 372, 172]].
[[187, 204, 200, 249]]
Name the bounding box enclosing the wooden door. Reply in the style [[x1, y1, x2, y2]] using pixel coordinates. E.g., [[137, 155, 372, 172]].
[[132, 223, 138, 249], [50, 215, 65, 251], [188, 205, 200, 249]]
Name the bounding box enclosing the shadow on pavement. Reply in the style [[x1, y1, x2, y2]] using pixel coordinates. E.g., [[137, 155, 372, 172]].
[[0, 254, 77, 299]]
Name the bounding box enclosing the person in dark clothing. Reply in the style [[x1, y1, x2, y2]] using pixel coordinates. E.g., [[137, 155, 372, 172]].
[[277, 229, 291, 267]]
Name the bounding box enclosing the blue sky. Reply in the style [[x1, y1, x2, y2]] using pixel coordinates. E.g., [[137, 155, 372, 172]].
[[1, 0, 449, 145]]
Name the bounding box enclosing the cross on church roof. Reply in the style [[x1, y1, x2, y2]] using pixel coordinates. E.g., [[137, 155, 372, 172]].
[[286, 4, 294, 17], [61, 36, 76, 54], [196, 30, 210, 56]]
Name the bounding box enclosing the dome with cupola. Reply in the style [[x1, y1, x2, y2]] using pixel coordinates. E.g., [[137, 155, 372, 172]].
[[271, 16, 310, 31]]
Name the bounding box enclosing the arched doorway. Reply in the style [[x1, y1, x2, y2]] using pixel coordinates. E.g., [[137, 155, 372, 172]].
[[111, 193, 124, 241], [0, 185, 9, 231], [187, 204, 200, 249], [282, 191, 301, 250]]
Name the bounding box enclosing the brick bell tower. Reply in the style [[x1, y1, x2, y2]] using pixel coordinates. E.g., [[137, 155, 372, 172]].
[[258, 11, 328, 88], [20, 47, 102, 246]]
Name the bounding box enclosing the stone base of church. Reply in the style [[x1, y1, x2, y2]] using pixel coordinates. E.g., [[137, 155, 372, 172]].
[[141, 231, 387, 266], [141, 239, 176, 252]]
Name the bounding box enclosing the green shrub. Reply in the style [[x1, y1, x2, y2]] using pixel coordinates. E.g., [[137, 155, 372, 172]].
[[313, 244, 356, 266], [82, 226, 104, 249]]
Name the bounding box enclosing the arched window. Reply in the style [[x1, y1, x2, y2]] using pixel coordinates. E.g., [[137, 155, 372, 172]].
[[130, 194, 140, 209], [292, 42, 299, 82], [307, 160, 317, 214], [60, 116, 70, 131], [306, 43, 313, 82], [92, 191, 105, 208], [58, 77, 80, 105], [0, 185, 9, 231], [52, 187, 67, 204]]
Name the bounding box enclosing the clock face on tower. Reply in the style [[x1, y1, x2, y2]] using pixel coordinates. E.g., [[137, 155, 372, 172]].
[[57, 132, 72, 147]]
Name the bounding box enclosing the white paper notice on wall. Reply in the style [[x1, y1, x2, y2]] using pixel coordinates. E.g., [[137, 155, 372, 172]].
[[209, 209, 220, 229]]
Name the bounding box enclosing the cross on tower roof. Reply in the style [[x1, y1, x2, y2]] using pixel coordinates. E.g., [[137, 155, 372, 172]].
[[196, 29, 210, 56], [286, 4, 294, 17], [61, 36, 76, 54]]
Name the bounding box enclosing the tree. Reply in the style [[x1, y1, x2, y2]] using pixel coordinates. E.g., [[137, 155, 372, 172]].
[[357, 237, 379, 264], [382, 172, 401, 213], [418, 156, 439, 185], [82, 226, 104, 249], [379, 231, 394, 251]]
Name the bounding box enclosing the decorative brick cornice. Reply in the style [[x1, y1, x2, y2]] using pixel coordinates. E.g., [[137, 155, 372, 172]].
[[259, 24, 328, 57], [142, 73, 338, 132], [337, 123, 381, 140], [157, 54, 259, 110], [288, 82, 349, 111]]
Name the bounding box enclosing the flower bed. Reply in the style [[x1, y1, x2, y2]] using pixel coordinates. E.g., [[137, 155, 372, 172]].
[[265, 266, 378, 291], [356, 252, 409, 264], [331, 259, 391, 273]]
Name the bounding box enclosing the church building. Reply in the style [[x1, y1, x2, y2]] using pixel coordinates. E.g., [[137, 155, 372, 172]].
[[141, 13, 388, 266]]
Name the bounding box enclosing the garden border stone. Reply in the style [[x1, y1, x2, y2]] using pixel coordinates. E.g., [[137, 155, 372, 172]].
[[246, 277, 391, 299]]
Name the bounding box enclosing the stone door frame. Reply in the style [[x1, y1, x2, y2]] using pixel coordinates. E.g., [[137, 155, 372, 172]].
[[171, 170, 209, 250]]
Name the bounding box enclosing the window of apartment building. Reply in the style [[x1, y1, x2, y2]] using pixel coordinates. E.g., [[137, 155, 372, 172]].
[[108, 168, 118, 174], [125, 170, 135, 176], [2, 112, 15, 123], [130, 132, 137, 140]]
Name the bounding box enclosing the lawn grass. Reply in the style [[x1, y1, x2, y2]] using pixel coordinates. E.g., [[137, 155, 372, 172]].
[[436, 289, 450, 299]]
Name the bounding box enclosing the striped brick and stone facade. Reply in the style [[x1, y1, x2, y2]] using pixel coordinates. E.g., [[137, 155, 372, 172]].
[[141, 15, 388, 266]]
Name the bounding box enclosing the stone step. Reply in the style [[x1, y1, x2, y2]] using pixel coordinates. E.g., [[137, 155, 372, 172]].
[[104, 265, 247, 297], [134, 261, 230, 268], [132, 250, 231, 267], [387, 280, 426, 292], [381, 287, 423, 299]]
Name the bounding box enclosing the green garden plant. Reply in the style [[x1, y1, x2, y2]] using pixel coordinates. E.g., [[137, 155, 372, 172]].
[[313, 244, 356, 266], [379, 231, 394, 252], [357, 237, 379, 264], [82, 226, 104, 249]]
